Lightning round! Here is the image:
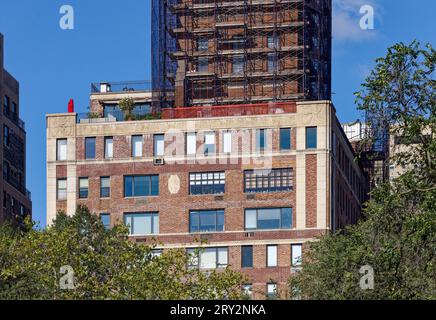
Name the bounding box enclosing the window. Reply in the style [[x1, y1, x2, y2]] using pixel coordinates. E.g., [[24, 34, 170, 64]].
[[189, 210, 224, 233], [245, 208, 292, 230], [241, 246, 253, 268], [198, 38, 208, 51], [4, 95, 10, 115], [204, 132, 215, 155], [232, 55, 244, 74], [306, 127, 317, 149], [256, 129, 266, 151], [267, 283, 277, 299], [100, 213, 110, 229], [189, 172, 225, 195], [132, 135, 143, 157], [280, 128, 291, 150], [268, 53, 277, 72], [100, 177, 110, 198], [57, 179, 67, 200], [57, 139, 67, 161], [291, 244, 302, 267], [11, 102, 17, 118], [268, 34, 279, 49], [124, 175, 159, 197], [3, 161, 9, 180], [154, 134, 165, 157], [244, 168, 293, 193], [79, 178, 89, 199], [242, 284, 253, 299], [124, 212, 159, 236], [267, 245, 278, 267], [104, 137, 113, 159], [187, 247, 228, 270], [85, 137, 96, 159], [223, 131, 232, 153], [186, 132, 197, 156], [3, 125, 10, 147], [197, 57, 209, 72]]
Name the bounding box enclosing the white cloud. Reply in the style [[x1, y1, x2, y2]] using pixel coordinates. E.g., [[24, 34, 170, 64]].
[[333, 0, 381, 42]]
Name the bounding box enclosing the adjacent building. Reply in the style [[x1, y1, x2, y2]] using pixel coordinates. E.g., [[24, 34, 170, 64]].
[[152, 0, 332, 109], [46, 84, 365, 299], [0, 33, 32, 225]]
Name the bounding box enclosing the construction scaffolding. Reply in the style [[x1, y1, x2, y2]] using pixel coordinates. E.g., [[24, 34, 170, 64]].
[[152, 0, 331, 109]]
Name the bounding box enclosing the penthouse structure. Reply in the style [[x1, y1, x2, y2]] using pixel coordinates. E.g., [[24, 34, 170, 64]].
[[0, 33, 32, 225]]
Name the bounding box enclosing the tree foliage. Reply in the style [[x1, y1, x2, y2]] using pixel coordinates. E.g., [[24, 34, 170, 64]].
[[0, 206, 247, 300], [289, 42, 436, 300]]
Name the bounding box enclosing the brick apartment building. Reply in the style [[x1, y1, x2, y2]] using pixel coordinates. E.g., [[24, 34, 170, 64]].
[[0, 33, 32, 225], [46, 82, 365, 298]]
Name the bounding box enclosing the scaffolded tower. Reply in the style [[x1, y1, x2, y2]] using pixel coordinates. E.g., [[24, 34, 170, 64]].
[[152, 0, 332, 109]]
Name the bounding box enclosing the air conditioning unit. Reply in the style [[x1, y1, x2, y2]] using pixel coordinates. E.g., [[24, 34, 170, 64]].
[[245, 232, 255, 238], [153, 157, 165, 166]]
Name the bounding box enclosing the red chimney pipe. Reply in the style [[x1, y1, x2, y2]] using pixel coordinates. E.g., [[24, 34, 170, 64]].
[[68, 99, 74, 113]]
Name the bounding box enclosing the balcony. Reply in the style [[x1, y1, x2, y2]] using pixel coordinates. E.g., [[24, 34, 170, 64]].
[[77, 110, 161, 124], [162, 102, 297, 119], [91, 80, 152, 94]]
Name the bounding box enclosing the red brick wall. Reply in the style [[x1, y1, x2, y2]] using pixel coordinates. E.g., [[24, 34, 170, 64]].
[[305, 154, 317, 228]]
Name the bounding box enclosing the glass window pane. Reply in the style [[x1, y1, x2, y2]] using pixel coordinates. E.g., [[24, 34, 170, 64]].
[[133, 214, 152, 235], [217, 210, 224, 231], [245, 210, 257, 229], [85, 138, 96, 159], [200, 249, 216, 269], [100, 214, 110, 229], [101, 177, 110, 188], [132, 136, 143, 157], [154, 134, 165, 157], [57, 139, 67, 161], [292, 244, 302, 266], [223, 132, 232, 153], [306, 127, 317, 149], [281, 208, 292, 229], [258, 209, 281, 229], [242, 246, 253, 268], [135, 176, 147, 196], [187, 133, 197, 155], [105, 137, 113, 158], [280, 128, 291, 150], [124, 176, 133, 197], [190, 212, 200, 232], [79, 178, 88, 188], [217, 248, 228, 267], [267, 246, 278, 267], [153, 214, 159, 234]]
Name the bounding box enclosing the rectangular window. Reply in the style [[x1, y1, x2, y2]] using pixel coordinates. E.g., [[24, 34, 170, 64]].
[[132, 135, 143, 157], [243, 284, 253, 299], [154, 134, 165, 157], [100, 213, 110, 230], [124, 212, 159, 236], [233, 55, 244, 74], [189, 210, 224, 233], [187, 247, 228, 270], [306, 127, 317, 149], [268, 34, 279, 49], [189, 172, 225, 195], [280, 128, 291, 150], [198, 38, 208, 51], [256, 129, 266, 151], [244, 168, 293, 193], [3, 125, 9, 147], [197, 57, 209, 73], [85, 137, 96, 159], [268, 53, 277, 72], [57, 179, 67, 201], [57, 139, 67, 161], [12, 102, 17, 117], [245, 208, 292, 230], [267, 245, 278, 267], [204, 132, 215, 155], [104, 137, 113, 159], [186, 132, 197, 156], [100, 177, 110, 198], [223, 131, 232, 153], [124, 175, 159, 197], [79, 178, 89, 199], [291, 244, 302, 267], [4, 95, 10, 115], [267, 283, 277, 299], [241, 246, 253, 268]]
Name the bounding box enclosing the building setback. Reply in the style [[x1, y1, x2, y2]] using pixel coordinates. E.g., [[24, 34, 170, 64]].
[[151, 0, 332, 109], [46, 84, 365, 299], [0, 33, 32, 225]]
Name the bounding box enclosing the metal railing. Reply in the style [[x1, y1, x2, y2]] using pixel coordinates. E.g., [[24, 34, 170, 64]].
[[91, 80, 152, 93], [77, 110, 159, 124]]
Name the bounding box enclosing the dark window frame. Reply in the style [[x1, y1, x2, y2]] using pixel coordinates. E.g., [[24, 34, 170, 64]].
[[79, 177, 89, 199], [244, 207, 293, 231], [244, 168, 293, 193], [85, 137, 96, 160], [241, 245, 254, 268], [124, 175, 159, 198], [124, 212, 159, 236], [100, 176, 111, 198], [189, 209, 225, 233], [306, 127, 317, 149]]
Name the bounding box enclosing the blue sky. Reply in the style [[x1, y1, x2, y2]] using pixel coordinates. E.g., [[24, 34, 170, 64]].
[[0, 0, 434, 228]]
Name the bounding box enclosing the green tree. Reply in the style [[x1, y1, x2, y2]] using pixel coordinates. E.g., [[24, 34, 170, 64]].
[[0, 206, 247, 300], [289, 42, 436, 300]]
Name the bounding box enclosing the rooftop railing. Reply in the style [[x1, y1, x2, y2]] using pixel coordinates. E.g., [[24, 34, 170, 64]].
[[91, 81, 152, 94]]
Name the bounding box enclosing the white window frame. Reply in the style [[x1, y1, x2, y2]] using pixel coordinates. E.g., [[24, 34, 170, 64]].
[[154, 134, 165, 157], [204, 132, 216, 155], [132, 135, 143, 158], [291, 244, 302, 267], [267, 245, 278, 267], [186, 132, 197, 156], [105, 137, 113, 159], [57, 179, 67, 201]]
